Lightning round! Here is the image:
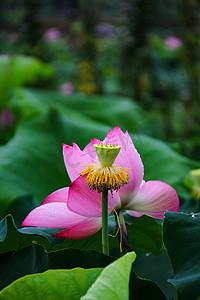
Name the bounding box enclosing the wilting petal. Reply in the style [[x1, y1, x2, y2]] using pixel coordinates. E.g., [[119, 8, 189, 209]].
[[53, 217, 102, 239], [63, 143, 95, 182], [103, 126, 144, 197], [67, 176, 121, 217], [42, 187, 69, 205], [124, 181, 179, 219], [22, 202, 88, 228]]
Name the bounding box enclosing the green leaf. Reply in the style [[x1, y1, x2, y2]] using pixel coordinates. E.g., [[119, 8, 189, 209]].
[[133, 251, 176, 299], [0, 268, 102, 300], [81, 252, 136, 300], [0, 215, 57, 255], [0, 244, 166, 299], [0, 56, 53, 108], [163, 211, 200, 300], [0, 243, 114, 290], [126, 215, 163, 256], [0, 55, 53, 87], [130, 269, 167, 300], [12, 88, 147, 131], [5, 196, 38, 228], [0, 244, 47, 290]]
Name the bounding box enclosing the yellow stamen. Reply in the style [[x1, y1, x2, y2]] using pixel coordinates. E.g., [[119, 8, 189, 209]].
[[120, 241, 122, 253], [80, 163, 129, 193], [108, 208, 120, 238], [81, 143, 130, 193]]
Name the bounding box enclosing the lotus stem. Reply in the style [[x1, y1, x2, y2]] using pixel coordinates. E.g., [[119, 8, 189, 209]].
[[102, 189, 109, 255]]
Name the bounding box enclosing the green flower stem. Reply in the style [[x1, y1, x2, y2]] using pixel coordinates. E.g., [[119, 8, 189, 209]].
[[102, 189, 109, 255]]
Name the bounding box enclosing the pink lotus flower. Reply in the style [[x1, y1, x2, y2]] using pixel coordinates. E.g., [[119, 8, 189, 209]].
[[22, 126, 179, 239], [44, 28, 61, 41], [0, 107, 14, 130], [59, 82, 74, 95], [164, 36, 182, 50]]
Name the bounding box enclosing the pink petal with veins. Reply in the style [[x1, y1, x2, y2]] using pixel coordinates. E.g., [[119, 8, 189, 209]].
[[63, 142, 96, 182], [83, 138, 102, 161], [53, 217, 102, 239], [67, 176, 121, 217], [42, 187, 69, 205], [22, 202, 88, 228], [125, 181, 179, 219]]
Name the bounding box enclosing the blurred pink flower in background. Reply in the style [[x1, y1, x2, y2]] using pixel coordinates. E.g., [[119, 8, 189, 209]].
[[59, 82, 74, 95], [164, 36, 182, 50], [0, 107, 14, 130], [44, 28, 61, 41]]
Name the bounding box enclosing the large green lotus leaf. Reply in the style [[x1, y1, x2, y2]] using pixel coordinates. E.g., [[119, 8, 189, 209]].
[[0, 244, 113, 291], [130, 269, 166, 300], [11, 88, 147, 131], [0, 244, 47, 290], [126, 215, 163, 256], [0, 243, 166, 299], [163, 211, 200, 300], [0, 267, 102, 300], [133, 134, 200, 199], [133, 251, 176, 299], [81, 252, 136, 300]]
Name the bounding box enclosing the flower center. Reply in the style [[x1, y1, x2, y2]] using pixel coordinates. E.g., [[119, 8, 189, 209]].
[[80, 143, 130, 193], [93, 143, 121, 166]]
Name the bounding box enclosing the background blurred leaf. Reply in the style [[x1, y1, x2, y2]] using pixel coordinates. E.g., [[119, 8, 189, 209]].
[[0, 56, 53, 109], [0, 55, 53, 88], [163, 211, 200, 300], [5, 196, 38, 228], [12, 88, 147, 131]]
